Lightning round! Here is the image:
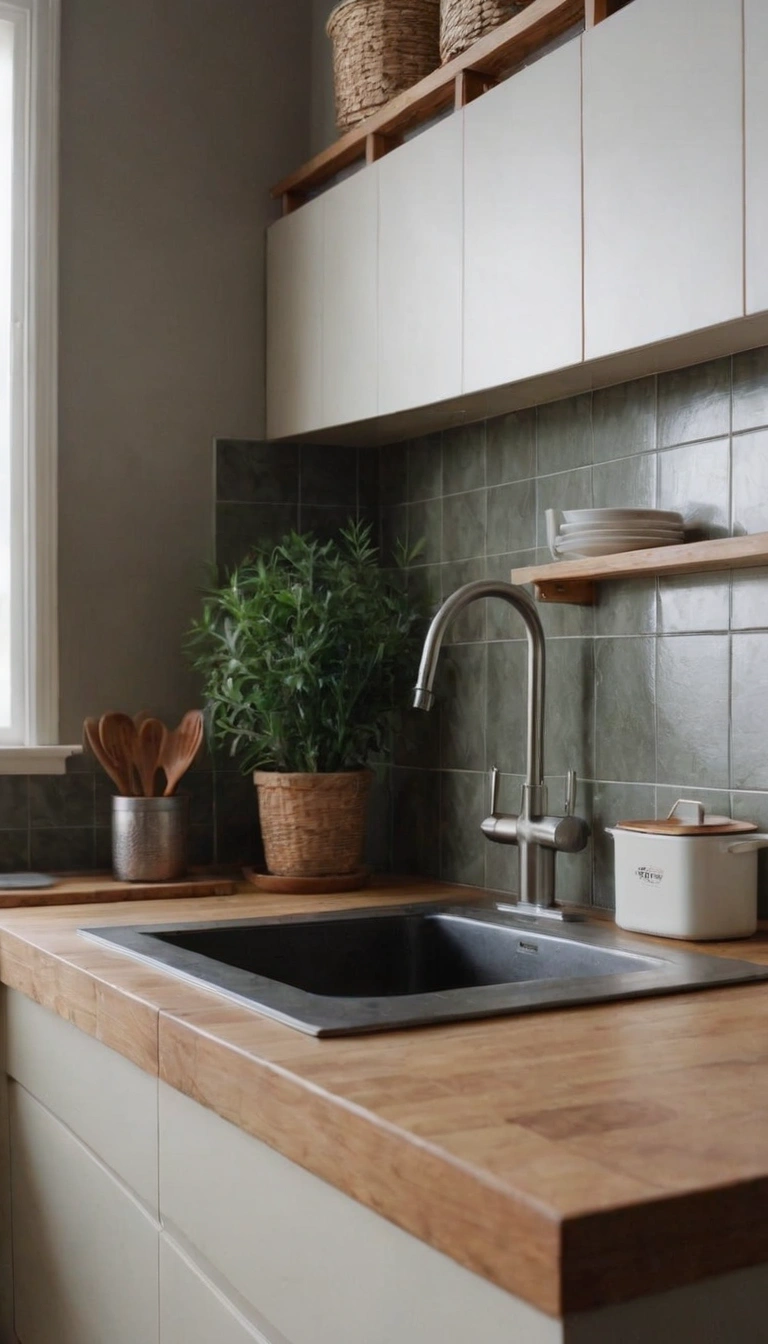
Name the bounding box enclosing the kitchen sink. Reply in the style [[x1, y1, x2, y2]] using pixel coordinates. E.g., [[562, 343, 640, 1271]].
[[79, 903, 768, 1036]]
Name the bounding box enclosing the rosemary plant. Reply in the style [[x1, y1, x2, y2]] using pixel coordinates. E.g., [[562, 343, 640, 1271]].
[[187, 521, 424, 774]]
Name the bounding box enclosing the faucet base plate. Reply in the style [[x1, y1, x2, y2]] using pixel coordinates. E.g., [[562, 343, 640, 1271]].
[[495, 901, 585, 923]]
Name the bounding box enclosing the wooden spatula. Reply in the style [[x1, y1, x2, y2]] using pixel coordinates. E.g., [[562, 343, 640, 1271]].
[[83, 717, 129, 794], [99, 712, 139, 797], [161, 710, 204, 796], [133, 717, 167, 797]]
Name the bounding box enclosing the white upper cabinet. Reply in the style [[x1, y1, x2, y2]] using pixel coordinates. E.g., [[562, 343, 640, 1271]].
[[463, 39, 583, 393], [378, 116, 463, 416], [745, 0, 768, 315], [583, 0, 744, 360], [323, 166, 379, 427], [266, 194, 324, 440]]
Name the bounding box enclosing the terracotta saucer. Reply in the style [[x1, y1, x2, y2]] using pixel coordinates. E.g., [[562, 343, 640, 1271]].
[[242, 866, 371, 894]]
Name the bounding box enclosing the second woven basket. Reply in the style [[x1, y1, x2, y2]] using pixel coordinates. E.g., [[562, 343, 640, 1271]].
[[440, 0, 532, 64], [327, 0, 440, 133]]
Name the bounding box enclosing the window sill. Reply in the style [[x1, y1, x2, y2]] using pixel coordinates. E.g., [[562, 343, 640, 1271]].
[[0, 746, 83, 775]]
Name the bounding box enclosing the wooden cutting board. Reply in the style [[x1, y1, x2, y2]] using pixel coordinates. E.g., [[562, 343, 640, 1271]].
[[0, 873, 238, 908]]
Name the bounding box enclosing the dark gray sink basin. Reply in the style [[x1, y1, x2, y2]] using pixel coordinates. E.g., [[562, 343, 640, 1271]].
[[79, 903, 768, 1036]]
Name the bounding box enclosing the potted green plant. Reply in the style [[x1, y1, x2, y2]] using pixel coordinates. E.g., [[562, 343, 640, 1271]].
[[188, 520, 423, 880]]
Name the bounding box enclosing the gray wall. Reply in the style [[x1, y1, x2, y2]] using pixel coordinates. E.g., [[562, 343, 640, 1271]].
[[381, 348, 768, 910], [57, 0, 312, 741], [311, 0, 337, 153], [0, 438, 373, 875]]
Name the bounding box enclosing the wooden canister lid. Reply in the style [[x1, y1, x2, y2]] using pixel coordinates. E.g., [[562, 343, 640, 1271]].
[[616, 817, 758, 836]]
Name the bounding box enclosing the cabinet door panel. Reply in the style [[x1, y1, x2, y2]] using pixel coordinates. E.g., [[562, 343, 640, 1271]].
[[464, 39, 582, 391], [746, 0, 768, 314], [10, 1083, 159, 1344], [583, 0, 743, 359], [6, 988, 158, 1211], [378, 117, 463, 415], [323, 167, 378, 427], [266, 196, 324, 439]]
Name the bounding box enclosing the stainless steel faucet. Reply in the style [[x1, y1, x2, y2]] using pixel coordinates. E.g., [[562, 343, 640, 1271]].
[[413, 579, 590, 919]]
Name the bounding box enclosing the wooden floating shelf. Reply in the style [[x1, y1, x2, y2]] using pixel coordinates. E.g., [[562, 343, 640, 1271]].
[[272, 0, 610, 213], [509, 533, 768, 605]]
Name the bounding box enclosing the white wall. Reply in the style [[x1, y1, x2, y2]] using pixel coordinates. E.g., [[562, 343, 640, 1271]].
[[57, 0, 312, 739]]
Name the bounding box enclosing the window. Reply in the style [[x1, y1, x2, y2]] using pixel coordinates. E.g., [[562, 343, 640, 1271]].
[[0, 0, 59, 762]]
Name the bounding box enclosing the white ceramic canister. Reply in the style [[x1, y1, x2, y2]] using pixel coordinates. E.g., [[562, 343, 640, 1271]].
[[607, 799, 768, 940]]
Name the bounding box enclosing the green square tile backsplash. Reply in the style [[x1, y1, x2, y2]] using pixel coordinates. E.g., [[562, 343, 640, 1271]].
[[377, 347, 768, 913], [3, 353, 768, 910]]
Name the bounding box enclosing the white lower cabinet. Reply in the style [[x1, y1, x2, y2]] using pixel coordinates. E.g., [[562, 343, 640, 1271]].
[[158, 1080, 556, 1344], [10, 1083, 159, 1344], [6, 989, 158, 1214], [9, 987, 768, 1344]]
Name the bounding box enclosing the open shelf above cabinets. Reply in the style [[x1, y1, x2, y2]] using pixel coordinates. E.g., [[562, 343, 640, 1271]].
[[271, 0, 628, 214]]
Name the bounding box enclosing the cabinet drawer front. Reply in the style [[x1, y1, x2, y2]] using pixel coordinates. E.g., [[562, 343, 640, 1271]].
[[11, 1083, 159, 1344], [159, 1082, 555, 1344], [5, 988, 158, 1210], [161, 1238, 276, 1344]]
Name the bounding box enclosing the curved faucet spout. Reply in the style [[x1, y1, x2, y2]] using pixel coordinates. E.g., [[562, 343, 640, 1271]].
[[412, 580, 545, 793]]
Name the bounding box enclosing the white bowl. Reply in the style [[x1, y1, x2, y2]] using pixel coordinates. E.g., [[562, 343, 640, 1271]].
[[554, 536, 680, 558], [561, 507, 683, 525], [558, 528, 684, 543], [558, 521, 684, 538]]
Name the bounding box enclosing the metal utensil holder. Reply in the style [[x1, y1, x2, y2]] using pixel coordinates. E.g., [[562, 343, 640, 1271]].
[[111, 795, 188, 882]]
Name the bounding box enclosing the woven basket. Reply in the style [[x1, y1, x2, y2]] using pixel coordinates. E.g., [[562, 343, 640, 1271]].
[[440, 0, 531, 64], [327, 0, 440, 133], [253, 770, 373, 877]]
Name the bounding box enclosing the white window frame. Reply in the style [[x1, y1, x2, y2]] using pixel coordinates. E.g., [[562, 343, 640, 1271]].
[[0, 0, 73, 772]]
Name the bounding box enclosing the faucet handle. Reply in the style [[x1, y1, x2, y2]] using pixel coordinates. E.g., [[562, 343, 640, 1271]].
[[489, 765, 500, 817], [565, 769, 578, 817]]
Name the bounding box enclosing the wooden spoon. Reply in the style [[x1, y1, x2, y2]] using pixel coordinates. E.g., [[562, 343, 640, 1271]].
[[161, 710, 204, 796], [133, 717, 167, 798], [99, 712, 139, 797], [83, 717, 129, 795]]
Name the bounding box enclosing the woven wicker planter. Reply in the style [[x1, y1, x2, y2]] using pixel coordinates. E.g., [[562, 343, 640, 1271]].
[[440, 0, 530, 63], [253, 770, 373, 877], [327, 0, 440, 133]]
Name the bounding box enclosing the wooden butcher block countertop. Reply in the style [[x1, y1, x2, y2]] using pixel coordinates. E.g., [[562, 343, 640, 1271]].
[[1, 875, 768, 1319]]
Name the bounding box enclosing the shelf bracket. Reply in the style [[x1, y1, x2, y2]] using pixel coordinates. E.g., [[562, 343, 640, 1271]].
[[584, 0, 609, 25], [534, 579, 596, 606], [585, 0, 631, 25], [281, 189, 308, 217], [365, 131, 402, 164], [454, 69, 497, 109]]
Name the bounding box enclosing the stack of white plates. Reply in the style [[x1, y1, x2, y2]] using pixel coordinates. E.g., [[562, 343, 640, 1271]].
[[546, 508, 685, 560]]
